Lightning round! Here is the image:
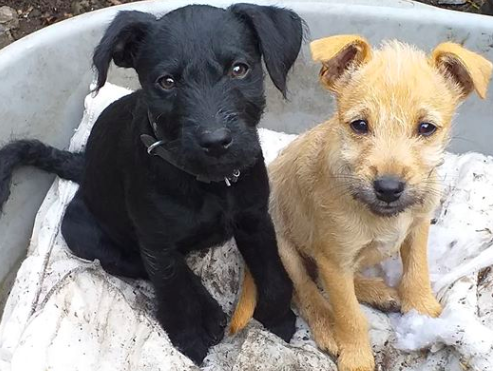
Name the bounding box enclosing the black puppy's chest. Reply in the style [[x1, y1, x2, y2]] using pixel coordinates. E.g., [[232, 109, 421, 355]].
[[175, 188, 236, 254]]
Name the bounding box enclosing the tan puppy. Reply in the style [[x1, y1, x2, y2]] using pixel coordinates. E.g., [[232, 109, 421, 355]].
[[230, 35, 492, 371]]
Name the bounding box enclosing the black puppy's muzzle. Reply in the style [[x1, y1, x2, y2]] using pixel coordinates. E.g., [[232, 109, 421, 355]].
[[199, 128, 233, 157]]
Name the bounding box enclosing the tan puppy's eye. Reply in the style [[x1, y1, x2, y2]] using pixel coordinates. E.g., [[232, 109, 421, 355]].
[[229, 63, 249, 79], [417, 122, 437, 137], [157, 75, 175, 90], [350, 119, 369, 135]]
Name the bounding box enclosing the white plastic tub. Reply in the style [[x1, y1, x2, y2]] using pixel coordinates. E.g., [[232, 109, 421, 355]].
[[0, 0, 492, 308]]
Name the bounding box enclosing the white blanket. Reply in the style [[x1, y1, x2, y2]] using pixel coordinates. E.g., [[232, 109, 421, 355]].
[[1, 83, 493, 371]]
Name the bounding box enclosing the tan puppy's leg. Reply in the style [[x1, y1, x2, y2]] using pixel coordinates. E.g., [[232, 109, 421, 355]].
[[317, 255, 375, 371], [354, 275, 401, 313], [278, 236, 338, 355], [399, 220, 442, 317]]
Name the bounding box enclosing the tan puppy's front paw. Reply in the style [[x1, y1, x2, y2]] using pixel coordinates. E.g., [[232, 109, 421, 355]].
[[373, 287, 401, 313], [310, 316, 339, 356], [355, 276, 401, 313], [337, 345, 375, 371], [401, 292, 442, 318], [313, 329, 339, 356]]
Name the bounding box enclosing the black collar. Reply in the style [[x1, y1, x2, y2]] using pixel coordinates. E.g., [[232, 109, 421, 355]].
[[140, 110, 241, 186]]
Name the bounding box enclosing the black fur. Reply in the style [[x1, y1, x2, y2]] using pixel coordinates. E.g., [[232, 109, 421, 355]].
[[0, 4, 304, 364], [0, 140, 84, 210]]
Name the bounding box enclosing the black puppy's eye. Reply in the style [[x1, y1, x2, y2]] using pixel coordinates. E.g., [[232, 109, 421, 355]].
[[350, 119, 369, 135], [417, 122, 437, 137], [157, 75, 175, 90], [229, 63, 249, 79]]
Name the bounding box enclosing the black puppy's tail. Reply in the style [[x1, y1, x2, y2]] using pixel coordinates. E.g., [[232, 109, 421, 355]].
[[0, 139, 84, 213]]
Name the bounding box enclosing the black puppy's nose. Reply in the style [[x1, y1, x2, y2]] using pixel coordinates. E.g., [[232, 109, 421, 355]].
[[373, 176, 405, 203], [199, 128, 232, 157]]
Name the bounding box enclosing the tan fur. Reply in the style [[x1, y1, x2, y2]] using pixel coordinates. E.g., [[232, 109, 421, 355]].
[[230, 35, 492, 371], [229, 267, 256, 334]]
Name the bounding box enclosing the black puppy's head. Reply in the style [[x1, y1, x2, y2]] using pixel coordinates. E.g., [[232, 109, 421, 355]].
[[93, 4, 304, 178]]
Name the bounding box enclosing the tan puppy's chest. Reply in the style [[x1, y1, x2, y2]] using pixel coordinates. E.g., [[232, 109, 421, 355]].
[[372, 233, 405, 258], [359, 224, 410, 269], [329, 209, 415, 270]]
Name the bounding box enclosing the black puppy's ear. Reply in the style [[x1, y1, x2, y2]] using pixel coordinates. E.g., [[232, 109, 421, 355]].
[[93, 11, 156, 90], [229, 4, 304, 97]]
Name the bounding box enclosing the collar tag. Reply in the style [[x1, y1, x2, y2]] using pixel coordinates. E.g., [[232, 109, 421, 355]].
[[225, 169, 241, 187]]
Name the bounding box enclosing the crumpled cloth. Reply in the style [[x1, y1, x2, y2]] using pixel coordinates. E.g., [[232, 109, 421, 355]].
[[1, 83, 492, 371]]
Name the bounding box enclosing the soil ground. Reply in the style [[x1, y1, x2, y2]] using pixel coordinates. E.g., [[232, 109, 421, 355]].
[[1, 0, 492, 44], [0, 0, 490, 53], [1, 0, 141, 42]]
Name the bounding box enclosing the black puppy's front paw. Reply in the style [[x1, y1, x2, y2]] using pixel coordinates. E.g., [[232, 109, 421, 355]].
[[262, 308, 296, 343], [172, 330, 211, 365], [159, 292, 226, 365], [201, 297, 227, 345]]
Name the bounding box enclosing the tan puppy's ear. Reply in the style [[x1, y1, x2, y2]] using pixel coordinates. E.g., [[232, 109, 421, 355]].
[[310, 35, 371, 91], [431, 42, 493, 100]]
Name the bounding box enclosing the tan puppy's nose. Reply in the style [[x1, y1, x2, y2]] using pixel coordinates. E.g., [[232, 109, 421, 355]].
[[373, 176, 405, 203]]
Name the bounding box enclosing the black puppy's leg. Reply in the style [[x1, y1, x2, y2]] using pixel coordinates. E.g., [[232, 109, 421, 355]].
[[140, 247, 226, 364], [62, 192, 147, 279], [234, 210, 296, 342]]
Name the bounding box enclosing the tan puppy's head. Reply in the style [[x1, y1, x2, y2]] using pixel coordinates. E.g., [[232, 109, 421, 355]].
[[311, 35, 492, 217]]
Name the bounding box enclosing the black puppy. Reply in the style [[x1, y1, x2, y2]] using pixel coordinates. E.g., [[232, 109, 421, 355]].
[[0, 4, 303, 364]]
